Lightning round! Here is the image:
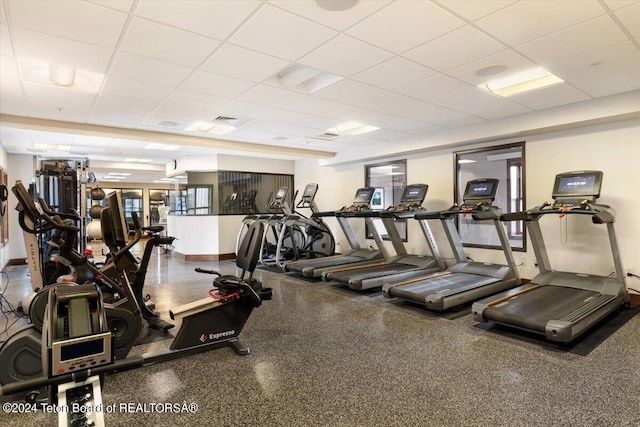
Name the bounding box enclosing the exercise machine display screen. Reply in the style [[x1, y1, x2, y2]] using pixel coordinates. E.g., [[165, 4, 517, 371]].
[[275, 187, 288, 200], [302, 183, 318, 199], [353, 188, 375, 204], [463, 179, 499, 201], [552, 171, 603, 199], [400, 184, 428, 204], [61, 338, 104, 361]]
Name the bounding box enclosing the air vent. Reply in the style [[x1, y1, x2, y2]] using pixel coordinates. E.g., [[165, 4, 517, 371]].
[[273, 136, 289, 141], [310, 132, 341, 141], [213, 116, 238, 123]]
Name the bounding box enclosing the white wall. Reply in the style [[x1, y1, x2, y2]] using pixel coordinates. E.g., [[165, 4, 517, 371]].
[[5, 153, 38, 262], [295, 118, 640, 287]]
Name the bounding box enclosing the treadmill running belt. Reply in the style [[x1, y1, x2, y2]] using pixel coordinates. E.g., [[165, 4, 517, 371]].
[[390, 273, 499, 303], [484, 286, 601, 332], [329, 263, 417, 284], [286, 255, 364, 273]]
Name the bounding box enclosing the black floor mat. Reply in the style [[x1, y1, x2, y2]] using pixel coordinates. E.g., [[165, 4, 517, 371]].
[[475, 306, 638, 356]]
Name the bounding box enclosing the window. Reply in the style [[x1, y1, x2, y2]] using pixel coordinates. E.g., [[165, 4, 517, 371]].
[[365, 160, 407, 241], [149, 189, 170, 225], [186, 185, 212, 215], [122, 189, 143, 230], [217, 171, 294, 215], [454, 143, 525, 251]]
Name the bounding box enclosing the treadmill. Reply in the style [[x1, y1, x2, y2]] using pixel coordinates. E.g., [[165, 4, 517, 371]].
[[472, 170, 629, 343], [323, 184, 445, 291], [285, 187, 383, 277], [383, 178, 521, 311]]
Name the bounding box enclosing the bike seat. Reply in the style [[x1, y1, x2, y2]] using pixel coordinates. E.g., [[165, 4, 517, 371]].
[[142, 225, 164, 234]]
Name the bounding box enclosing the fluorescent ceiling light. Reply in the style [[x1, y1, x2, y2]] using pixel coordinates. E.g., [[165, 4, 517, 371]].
[[34, 143, 71, 151], [327, 122, 380, 136], [125, 158, 153, 163], [186, 121, 236, 134], [144, 143, 180, 151], [19, 58, 104, 93], [276, 64, 343, 94], [458, 159, 476, 164], [107, 172, 131, 176], [481, 67, 563, 97], [486, 152, 521, 161]]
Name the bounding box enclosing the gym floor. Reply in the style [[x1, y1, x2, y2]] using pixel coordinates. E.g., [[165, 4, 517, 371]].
[[1, 245, 639, 427]]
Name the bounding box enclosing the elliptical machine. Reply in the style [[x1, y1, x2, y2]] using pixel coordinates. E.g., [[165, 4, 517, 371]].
[[0, 183, 141, 387]]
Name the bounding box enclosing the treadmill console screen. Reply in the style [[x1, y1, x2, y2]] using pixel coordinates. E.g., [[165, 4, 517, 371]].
[[353, 187, 375, 204], [275, 187, 288, 200], [552, 171, 603, 199], [463, 179, 499, 201], [302, 183, 318, 198], [400, 184, 428, 204]]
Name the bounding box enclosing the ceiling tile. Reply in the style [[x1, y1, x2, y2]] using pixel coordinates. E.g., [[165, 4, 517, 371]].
[[1, 24, 13, 56], [508, 83, 591, 110], [164, 90, 230, 111], [269, 0, 391, 31], [322, 105, 378, 122], [431, 87, 532, 120], [604, 0, 638, 10], [615, 3, 640, 43], [87, 107, 148, 125], [314, 79, 385, 103], [200, 44, 290, 83], [367, 113, 440, 134], [346, 1, 464, 54], [93, 94, 159, 115], [437, 0, 518, 21], [237, 84, 306, 108], [475, 0, 605, 45], [12, 28, 113, 72], [119, 17, 220, 68], [355, 91, 426, 114], [229, 5, 337, 61], [101, 76, 174, 102], [110, 52, 193, 87], [403, 25, 505, 72], [445, 49, 537, 86], [27, 103, 89, 122], [547, 42, 640, 81], [569, 64, 640, 97], [352, 56, 437, 90], [395, 100, 484, 127], [150, 104, 210, 122], [281, 125, 322, 138], [22, 81, 96, 107], [8, 0, 128, 48], [298, 34, 393, 77], [87, 0, 133, 13], [364, 128, 414, 141], [298, 116, 343, 131], [180, 70, 255, 98], [242, 120, 292, 133], [135, 0, 261, 40], [0, 0, 6, 25], [517, 15, 628, 65], [216, 100, 276, 119], [261, 110, 318, 126], [396, 74, 472, 101], [284, 96, 347, 116]]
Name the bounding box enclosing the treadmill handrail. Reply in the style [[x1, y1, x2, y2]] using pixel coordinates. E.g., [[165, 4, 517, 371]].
[[501, 201, 616, 224], [415, 203, 502, 221]]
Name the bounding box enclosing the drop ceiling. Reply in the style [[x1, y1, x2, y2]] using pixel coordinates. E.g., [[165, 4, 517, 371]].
[[0, 0, 639, 182]]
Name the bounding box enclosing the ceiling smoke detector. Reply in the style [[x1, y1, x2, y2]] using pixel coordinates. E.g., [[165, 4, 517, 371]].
[[316, 0, 359, 12]]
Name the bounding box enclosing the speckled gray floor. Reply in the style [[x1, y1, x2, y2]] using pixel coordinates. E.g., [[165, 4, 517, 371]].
[[1, 248, 639, 427]]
